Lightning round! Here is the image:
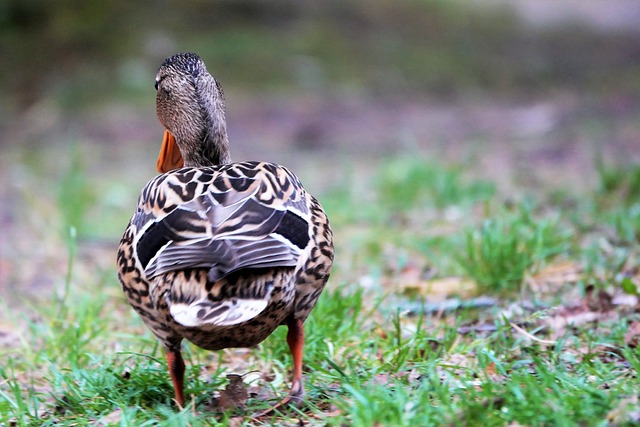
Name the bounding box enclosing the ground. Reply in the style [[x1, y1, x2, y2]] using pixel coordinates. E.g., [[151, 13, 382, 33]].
[[1, 88, 639, 425], [1, 1, 640, 424]]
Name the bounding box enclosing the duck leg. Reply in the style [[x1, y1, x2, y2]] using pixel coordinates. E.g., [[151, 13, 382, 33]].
[[285, 317, 305, 401], [166, 349, 186, 406], [254, 317, 305, 417]]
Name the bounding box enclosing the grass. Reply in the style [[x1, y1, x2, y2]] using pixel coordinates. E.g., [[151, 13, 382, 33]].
[[377, 156, 495, 211], [3, 1, 640, 423], [1, 141, 639, 426], [460, 203, 572, 295]]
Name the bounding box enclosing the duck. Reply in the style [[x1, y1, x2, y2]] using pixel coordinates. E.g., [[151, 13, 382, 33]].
[[116, 52, 334, 413]]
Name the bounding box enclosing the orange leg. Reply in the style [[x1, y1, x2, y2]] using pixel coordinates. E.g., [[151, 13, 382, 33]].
[[255, 317, 306, 417], [166, 349, 186, 406], [286, 317, 305, 400]]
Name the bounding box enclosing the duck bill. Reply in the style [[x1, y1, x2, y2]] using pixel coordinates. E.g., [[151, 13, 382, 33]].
[[156, 130, 184, 173]]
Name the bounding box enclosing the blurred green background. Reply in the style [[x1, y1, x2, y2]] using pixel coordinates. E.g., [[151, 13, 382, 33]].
[[2, 0, 639, 137], [1, 0, 640, 300], [2, 0, 640, 113]]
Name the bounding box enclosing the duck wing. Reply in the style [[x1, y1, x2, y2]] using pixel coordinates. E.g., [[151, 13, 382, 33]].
[[132, 163, 310, 283]]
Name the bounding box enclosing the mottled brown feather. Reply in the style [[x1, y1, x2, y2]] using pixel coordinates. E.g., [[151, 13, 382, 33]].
[[116, 52, 334, 409]]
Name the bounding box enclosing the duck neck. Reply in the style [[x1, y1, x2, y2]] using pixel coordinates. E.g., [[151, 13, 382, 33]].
[[181, 75, 232, 167], [194, 119, 231, 166]]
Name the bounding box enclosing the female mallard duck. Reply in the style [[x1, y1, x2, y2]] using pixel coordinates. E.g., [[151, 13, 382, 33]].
[[116, 52, 334, 412]]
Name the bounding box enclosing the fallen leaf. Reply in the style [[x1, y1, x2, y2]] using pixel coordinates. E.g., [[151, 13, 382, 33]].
[[217, 374, 248, 411], [612, 293, 639, 307], [624, 321, 640, 348], [606, 395, 640, 425], [394, 272, 477, 300], [438, 353, 475, 379], [228, 416, 245, 427], [534, 261, 583, 282], [545, 311, 608, 340], [399, 264, 424, 283], [529, 261, 583, 293], [585, 285, 614, 312], [542, 299, 619, 340], [318, 408, 341, 418], [94, 408, 123, 426], [373, 326, 388, 340], [485, 362, 496, 376], [369, 373, 393, 387], [0, 328, 21, 349]]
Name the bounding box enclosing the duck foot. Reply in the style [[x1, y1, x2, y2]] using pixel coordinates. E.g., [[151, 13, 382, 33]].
[[253, 382, 305, 418], [253, 317, 306, 418]]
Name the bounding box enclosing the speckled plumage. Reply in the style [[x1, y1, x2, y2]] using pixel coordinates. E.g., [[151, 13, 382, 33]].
[[116, 52, 333, 410]]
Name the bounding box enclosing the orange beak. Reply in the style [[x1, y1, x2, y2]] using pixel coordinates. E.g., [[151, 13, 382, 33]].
[[156, 130, 184, 173]]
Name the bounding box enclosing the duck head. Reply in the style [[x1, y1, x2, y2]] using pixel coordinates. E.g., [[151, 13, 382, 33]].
[[154, 52, 231, 172]]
